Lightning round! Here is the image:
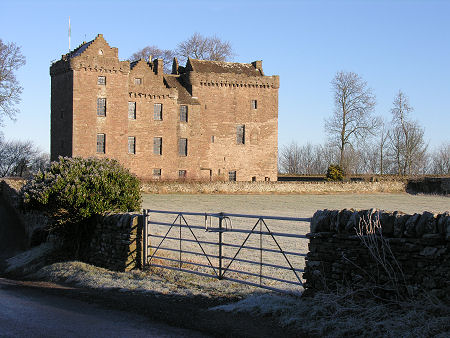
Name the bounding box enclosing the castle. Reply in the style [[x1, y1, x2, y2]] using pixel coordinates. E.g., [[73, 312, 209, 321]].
[[50, 34, 279, 181]]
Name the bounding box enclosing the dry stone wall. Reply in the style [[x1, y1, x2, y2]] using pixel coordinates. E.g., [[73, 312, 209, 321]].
[[0, 179, 50, 246], [407, 177, 450, 195], [86, 213, 143, 272], [303, 209, 450, 300]]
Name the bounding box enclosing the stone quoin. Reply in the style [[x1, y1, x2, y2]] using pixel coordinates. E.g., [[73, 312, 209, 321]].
[[50, 34, 279, 181]]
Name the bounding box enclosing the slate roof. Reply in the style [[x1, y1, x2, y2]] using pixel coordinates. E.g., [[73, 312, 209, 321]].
[[130, 59, 152, 70], [69, 40, 94, 58], [188, 59, 262, 76], [164, 75, 199, 105]]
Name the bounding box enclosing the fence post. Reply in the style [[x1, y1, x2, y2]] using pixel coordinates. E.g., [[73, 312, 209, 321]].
[[218, 213, 223, 279], [142, 209, 148, 267]]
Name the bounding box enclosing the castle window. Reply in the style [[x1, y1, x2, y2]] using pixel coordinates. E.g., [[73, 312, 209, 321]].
[[180, 105, 188, 122], [153, 169, 161, 178], [154, 104, 162, 120], [251, 100, 257, 109], [128, 102, 136, 119], [97, 98, 106, 116], [236, 125, 245, 144], [228, 171, 237, 182], [153, 137, 162, 155], [96, 134, 105, 153], [179, 170, 186, 178], [128, 136, 136, 154], [179, 138, 187, 156], [211, 135, 215, 143], [134, 78, 142, 85], [97, 76, 106, 85]]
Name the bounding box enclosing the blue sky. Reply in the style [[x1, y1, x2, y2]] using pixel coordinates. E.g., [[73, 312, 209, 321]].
[[1, 0, 449, 153]]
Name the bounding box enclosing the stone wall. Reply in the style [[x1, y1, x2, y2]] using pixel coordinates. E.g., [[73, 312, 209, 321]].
[[0, 179, 50, 246], [303, 209, 450, 300], [407, 177, 450, 195], [86, 213, 143, 272]]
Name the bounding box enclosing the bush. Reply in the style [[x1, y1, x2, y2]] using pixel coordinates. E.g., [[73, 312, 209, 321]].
[[326, 164, 344, 181], [23, 156, 141, 224], [22, 157, 141, 256]]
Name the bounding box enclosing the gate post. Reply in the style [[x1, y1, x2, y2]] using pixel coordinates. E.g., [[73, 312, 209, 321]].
[[218, 213, 223, 279], [142, 209, 148, 267]]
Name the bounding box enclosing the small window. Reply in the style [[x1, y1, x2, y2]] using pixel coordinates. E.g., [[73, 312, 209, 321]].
[[97, 98, 106, 116], [179, 170, 187, 178], [265, 177, 270, 182], [228, 171, 237, 182], [153, 137, 162, 155], [251, 100, 257, 109], [97, 76, 106, 85], [128, 136, 136, 154], [154, 103, 162, 120], [153, 169, 161, 178], [96, 134, 105, 153], [252, 176, 256, 182], [128, 102, 136, 119], [211, 135, 215, 143], [180, 105, 188, 122], [179, 138, 187, 156], [236, 124, 245, 144], [134, 78, 142, 85]]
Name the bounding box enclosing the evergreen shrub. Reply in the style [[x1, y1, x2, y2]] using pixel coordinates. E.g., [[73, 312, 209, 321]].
[[326, 164, 344, 181], [22, 157, 141, 256]]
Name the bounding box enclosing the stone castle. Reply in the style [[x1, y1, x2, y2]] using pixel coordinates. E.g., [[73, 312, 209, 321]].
[[50, 34, 279, 181]]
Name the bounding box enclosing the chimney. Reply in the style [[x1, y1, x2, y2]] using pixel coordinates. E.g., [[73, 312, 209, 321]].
[[172, 57, 179, 75], [154, 58, 164, 75], [252, 60, 264, 75]]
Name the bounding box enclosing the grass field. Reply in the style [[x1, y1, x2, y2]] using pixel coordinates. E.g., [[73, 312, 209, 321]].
[[142, 192, 449, 217]]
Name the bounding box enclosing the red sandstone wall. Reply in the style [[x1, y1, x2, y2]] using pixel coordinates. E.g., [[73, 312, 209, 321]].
[[50, 34, 279, 181], [192, 73, 279, 181]]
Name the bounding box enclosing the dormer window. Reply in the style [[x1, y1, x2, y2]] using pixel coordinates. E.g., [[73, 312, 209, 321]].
[[134, 78, 142, 85]]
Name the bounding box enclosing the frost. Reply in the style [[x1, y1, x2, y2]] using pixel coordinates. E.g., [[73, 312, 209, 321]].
[[5, 242, 54, 273]]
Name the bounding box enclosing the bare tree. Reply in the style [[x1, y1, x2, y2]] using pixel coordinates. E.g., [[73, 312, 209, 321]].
[[0, 39, 26, 124], [279, 142, 301, 174], [378, 120, 390, 175], [430, 142, 450, 175], [279, 142, 339, 175], [388, 90, 427, 175], [0, 138, 48, 177], [175, 33, 234, 64], [129, 45, 174, 73], [325, 71, 379, 169]]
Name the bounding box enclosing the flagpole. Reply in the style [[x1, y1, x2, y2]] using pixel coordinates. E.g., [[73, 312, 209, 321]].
[[68, 16, 71, 54]]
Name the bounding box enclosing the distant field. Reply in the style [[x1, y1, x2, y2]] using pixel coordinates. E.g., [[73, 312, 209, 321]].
[[142, 193, 449, 217], [142, 193, 449, 292]]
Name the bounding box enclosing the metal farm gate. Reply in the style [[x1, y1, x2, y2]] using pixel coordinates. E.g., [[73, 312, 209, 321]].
[[142, 209, 311, 293]]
